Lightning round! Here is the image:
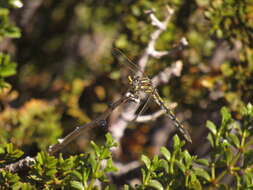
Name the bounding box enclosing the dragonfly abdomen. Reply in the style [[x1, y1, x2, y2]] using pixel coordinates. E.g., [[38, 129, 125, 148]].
[[152, 91, 192, 143], [152, 92, 180, 123]]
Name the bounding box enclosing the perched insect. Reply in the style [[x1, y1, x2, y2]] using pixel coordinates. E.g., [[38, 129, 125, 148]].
[[114, 49, 192, 143]]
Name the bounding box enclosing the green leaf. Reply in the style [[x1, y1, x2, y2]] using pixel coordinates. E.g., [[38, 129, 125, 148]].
[[123, 184, 130, 190], [37, 152, 43, 165], [206, 121, 217, 135], [100, 149, 110, 159], [94, 170, 104, 179], [141, 168, 146, 183], [175, 160, 186, 173], [193, 167, 211, 181], [183, 150, 192, 165], [147, 180, 164, 190], [105, 132, 118, 148], [225, 147, 233, 164], [195, 159, 209, 167], [47, 158, 57, 168], [61, 157, 75, 170], [0, 62, 16, 77], [90, 141, 100, 157], [70, 181, 84, 190], [246, 103, 253, 116], [82, 167, 91, 182], [88, 154, 97, 173], [189, 177, 202, 190], [141, 155, 151, 170], [221, 107, 232, 128], [228, 133, 240, 148], [160, 147, 171, 161], [244, 150, 253, 166], [45, 168, 57, 177], [71, 170, 83, 181], [173, 135, 180, 150], [0, 146, 5, 154], [104, 158, 118, 173], [207, 133, 214, 147], [159, 159, 169, 173], [6, 143, 13, 153], [151, 155, 159, 170], [0, 53, 17, 77]]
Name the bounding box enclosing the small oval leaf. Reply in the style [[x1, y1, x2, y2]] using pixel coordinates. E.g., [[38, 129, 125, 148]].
[[141, 155, 151, 170], [160, 147, 171, 161], [70, 181, 84, 190], [206, 121, 217, 135], [147, 180, 164, 190]]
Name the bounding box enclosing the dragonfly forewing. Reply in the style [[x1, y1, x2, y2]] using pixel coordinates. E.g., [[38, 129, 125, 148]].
[[113, 48, 147, 77]]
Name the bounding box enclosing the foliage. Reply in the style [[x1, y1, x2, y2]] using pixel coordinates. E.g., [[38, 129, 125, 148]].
[[124, 104, 253, 189], [0, 1, 21, 40], [0, 133, 118, 189], [0, 53, 16, 91], [0, 0, 21, 91], [202, 0, 253, 112], [0, 0, 253, 189], [205, 0, 253, 46], [0, 143, 23, 167], [0, 97, 62, 150], [1, 104, 253, 189]]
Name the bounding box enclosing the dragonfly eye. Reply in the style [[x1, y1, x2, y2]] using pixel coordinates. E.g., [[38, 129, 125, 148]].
[[128, 75, 133, 84]]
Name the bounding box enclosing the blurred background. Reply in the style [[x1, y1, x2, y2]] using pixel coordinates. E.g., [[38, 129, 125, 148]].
[[0, 0, 253, 163]]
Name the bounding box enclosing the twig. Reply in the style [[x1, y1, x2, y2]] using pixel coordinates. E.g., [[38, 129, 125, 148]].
[[135, 110, 165, 123], [0, 156, 35, 173], [138, 6, 174, 71], [151, 60, 183, 87], [48, 93, 132, 155]]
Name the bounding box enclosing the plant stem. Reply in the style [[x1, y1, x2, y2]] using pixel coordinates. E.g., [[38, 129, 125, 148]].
[[87, 159, 101, 190]]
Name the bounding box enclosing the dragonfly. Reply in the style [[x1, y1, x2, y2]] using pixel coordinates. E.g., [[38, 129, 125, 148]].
[[114, 49, 192, 143]]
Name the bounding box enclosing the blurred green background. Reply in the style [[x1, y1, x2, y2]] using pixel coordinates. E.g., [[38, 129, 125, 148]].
[[0, 0, 252, 160]]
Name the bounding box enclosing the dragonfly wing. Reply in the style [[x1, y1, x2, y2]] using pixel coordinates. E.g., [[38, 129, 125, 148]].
[[134, 92, 153, 122], [113, 48, 145, 77]]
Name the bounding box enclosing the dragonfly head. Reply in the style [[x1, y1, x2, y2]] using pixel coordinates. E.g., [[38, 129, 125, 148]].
[[128, 75, 142, 91]]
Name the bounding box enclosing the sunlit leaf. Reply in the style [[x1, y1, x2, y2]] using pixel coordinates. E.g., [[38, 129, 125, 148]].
[[206, 121, 217, 135], [141, 155, 151, 170], [70, 181, 84, 190], [193, 167, 211, 181], [147, 180, 163, 190], [160, 147, 171, 161]]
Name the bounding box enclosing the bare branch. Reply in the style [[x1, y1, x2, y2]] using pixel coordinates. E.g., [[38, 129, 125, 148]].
[[139, 6, 174, 70], [152, 60, 183, 87], [0, 157, 35, 173], [135, 110, 165, 123]]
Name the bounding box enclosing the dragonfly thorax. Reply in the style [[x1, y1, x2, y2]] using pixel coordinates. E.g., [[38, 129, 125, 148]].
[[128, 75, 153, 94]]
